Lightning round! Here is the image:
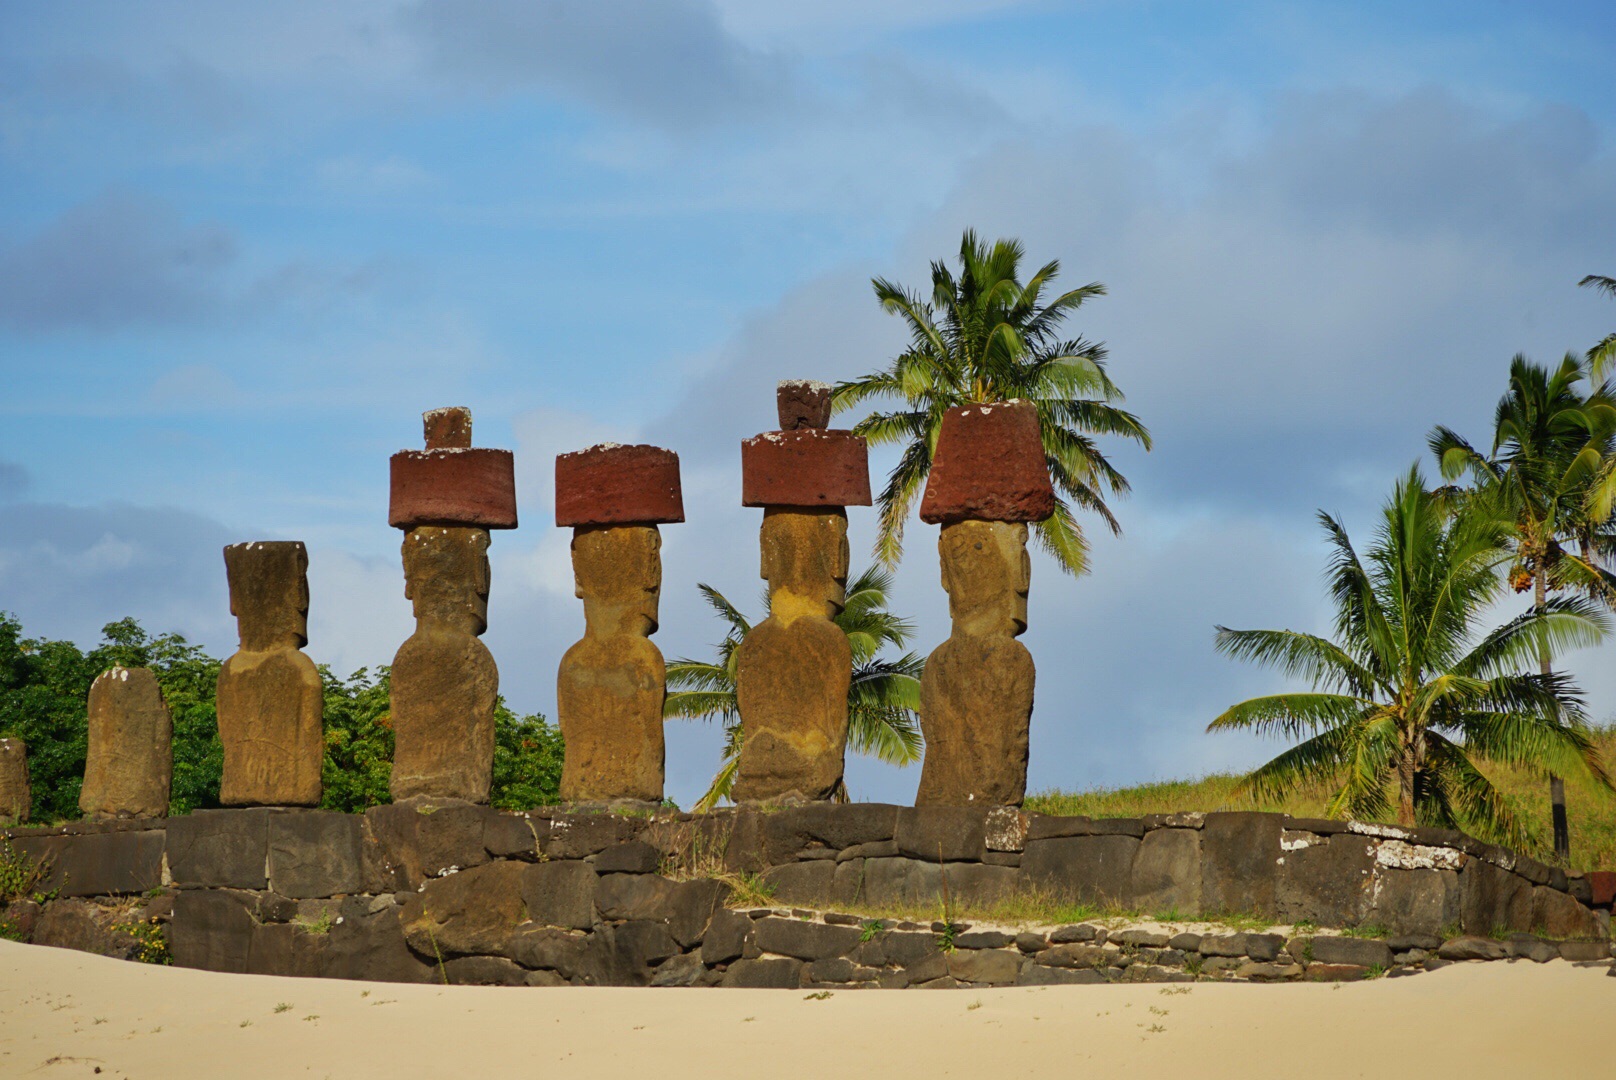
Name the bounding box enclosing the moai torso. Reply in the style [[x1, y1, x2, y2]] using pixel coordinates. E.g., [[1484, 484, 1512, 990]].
[[733, 381, 871, 803], [0, 738, 29, 825], [553, 443, 684, 804], [391, 526, 499, 802], [914, 400, 1055, 807], [387, 407, 516, 804], [734, 508, 853, 802], [81, 667, 172, 819], [217, 541, 323, 806], [916, 521, 1034, 806]]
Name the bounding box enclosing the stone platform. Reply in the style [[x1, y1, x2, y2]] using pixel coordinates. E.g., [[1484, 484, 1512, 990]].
[[3, 804, 1609, 987]]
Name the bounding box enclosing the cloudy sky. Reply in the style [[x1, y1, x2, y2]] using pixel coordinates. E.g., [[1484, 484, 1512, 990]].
[[2, 1, 1613, 807]]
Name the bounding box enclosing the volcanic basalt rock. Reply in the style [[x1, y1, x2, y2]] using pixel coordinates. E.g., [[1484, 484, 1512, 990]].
[[555, 441, 682, 802], [80, 667, 172, 819], [217, 541, 324, 807], [0, 738, 29, 825]]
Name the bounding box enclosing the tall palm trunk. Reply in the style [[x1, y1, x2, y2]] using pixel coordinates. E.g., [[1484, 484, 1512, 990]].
[[1536, 569, 1571, 860], [1397, 740, 1417, 827]]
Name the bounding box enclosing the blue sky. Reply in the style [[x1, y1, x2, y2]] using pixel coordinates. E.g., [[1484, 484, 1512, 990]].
[[1, 0, 1613, 807]]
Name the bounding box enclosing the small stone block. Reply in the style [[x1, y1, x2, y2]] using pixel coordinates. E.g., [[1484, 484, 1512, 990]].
[[741, 429, 872, 507], [389, 448, 518, 529], [1586, 871, 1616, 907], [424, 407, 473, 449], [777, 380, 834, 430], [919, 400, 1055, 524], [554, 444, 684, 526]]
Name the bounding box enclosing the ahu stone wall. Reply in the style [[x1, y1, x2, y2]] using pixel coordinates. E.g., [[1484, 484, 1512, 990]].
[[3, 803, 1609, 988]]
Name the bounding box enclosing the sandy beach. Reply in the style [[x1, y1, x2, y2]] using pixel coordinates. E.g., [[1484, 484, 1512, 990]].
[[0, 941, 1607, 1080]]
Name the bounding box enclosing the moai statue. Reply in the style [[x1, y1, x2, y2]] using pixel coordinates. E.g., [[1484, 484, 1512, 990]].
[[217, 541, 324, 806], [554, 443, 684, 803], [914, 400, 1055, 806], [0, 738, 28, 825], [80, 667, 172, 819], [733, 380, 871, 802], [388, 407, 517, 802]]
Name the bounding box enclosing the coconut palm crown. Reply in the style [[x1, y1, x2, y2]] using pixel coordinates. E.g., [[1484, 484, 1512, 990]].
[[1579, 274, 1616, 382], [663, 566, 924, 811], [831, 229, 1151, 576], [1209, 466, 1610, 850]]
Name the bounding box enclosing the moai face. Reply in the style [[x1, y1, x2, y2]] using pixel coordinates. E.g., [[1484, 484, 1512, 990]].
[[759, 508, 849, 620], [939, 520, 1030, 637], [402, 527, 491, 634], [572, 525, 662, 636], [225, 542, 311, 651]]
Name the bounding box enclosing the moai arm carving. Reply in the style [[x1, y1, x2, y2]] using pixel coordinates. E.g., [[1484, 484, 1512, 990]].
[[81, 667, 173, 819], [387, 407, 516, 804], [554, 443, 682, 805], [217, 541, 323, 807], [914, 400, 1054, 807], [733, 380, 870, 804]]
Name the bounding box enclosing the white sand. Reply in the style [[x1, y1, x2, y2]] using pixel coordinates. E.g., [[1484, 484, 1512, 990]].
[[0, 940, 1607, 1079]]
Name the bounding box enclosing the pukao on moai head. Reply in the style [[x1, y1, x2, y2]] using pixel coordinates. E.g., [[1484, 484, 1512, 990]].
[[0, 738, 29, 826], [81, 666, 173, 818], [388, 406, 517, 803], [216, 541, 323, 806], [733, 381, 870, 803], [915, 400, 1054, 807], [554, 444, 683, 804]]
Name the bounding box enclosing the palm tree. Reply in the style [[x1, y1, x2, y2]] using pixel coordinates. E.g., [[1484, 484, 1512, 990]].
[[1579, 274, 1616, 381], [1430, 354, 1616, 858], [1209, 466, 1610, 850], [831, 229, 1151, 576], [664, 566, 924, 811]]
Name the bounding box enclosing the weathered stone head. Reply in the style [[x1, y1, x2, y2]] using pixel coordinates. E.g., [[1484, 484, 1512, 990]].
[[940, 520, 1030, 637], [760, 507, 849, 619], [572, 524, 661, 636], [225, 541, 310, 651], [402, 526, 490, 634]]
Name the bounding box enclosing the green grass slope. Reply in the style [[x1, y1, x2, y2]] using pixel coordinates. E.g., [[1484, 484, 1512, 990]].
[[1026, 727, 1616, 874]]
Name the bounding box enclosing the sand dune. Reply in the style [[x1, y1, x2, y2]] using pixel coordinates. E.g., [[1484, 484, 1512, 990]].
[[0, 940, 1607, 1079]]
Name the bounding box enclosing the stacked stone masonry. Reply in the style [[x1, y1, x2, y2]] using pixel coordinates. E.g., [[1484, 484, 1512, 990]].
[[4, 805, 1609, 988]]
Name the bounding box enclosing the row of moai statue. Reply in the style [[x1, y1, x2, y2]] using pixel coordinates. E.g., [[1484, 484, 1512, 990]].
[[0, 384, 1056, 824]]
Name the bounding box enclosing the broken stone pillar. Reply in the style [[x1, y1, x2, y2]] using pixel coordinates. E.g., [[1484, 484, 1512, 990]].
[[915, 400, 1055, 807], [0, 738, 28, 825], [554, 443, 684, 803], [80, 667, 172, 819], [733, 381, 871, 803], [388, 407, 517, 803], [217, 541, 324, 806]]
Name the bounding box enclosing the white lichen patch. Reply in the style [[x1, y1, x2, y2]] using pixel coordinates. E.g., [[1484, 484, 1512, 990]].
[[1279, 831, 1323, 851], [778, 379, 831, 391], [1374, 839, 1465, 871], [583, 442, 626, 453], [1347, 821, 1414, 841]]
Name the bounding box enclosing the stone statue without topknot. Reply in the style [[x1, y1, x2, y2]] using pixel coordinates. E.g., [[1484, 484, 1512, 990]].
[[733, 381, 871, 803], [0, 738, 30, 825], [554, 443, 683, 803], [915, 400, 1055, 806], [81, 666, 172, 818], [388, 407, 516, 803], [217, 541, 324, 806]]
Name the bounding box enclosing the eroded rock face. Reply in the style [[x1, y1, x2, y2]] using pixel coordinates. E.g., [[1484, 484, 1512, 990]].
[[915, 520, 1033, 806], [734, 508, 851, 802], [217, 541, 324, 807], [0, 738, 27, 825], [80, 667, 172, 819], [558, 524, 667, 802], [391, 526, 497, 803]]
